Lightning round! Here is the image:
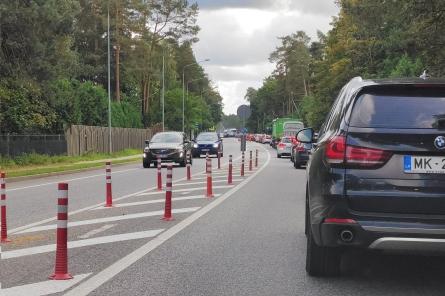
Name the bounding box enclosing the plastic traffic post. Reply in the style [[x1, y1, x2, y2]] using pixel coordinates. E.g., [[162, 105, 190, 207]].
[[228, 155, 233, 185], [217, 151, 221, 169], [1, 172, 10, 243], [241, 151, 245, 177], [249, 150, 253, 171], [162, 164, 174, 221], [255, 149, 258, 167], [49, 183, 73, 280], [157, 156, 162, 191], [105, 162, 113, 207], [206, 154, 214, 198], [186, 151, 191, 181]]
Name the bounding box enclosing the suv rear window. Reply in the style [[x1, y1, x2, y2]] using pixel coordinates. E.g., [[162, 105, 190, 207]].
[[349, 93, 445, 129]]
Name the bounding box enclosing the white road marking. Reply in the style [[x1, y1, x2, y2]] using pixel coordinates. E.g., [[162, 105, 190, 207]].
[[136, 185, 234, 196], [89, 194, 221, 210], [8, 168, 139, 192], [1, 273, 92, 296], [2, 229, 164, 259], [190, 175, 227, 180], [174, 179, 242, 186], [9, 155, 243, 235], [181, 191, 190, 195], [78, 224, 115, 239], [16, 207, 200, 234], [9, 188, 152, 234], [63, 145, 271, 296]]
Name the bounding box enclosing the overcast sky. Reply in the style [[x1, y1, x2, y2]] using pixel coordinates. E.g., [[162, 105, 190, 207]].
[[192, 0, 339, 114]]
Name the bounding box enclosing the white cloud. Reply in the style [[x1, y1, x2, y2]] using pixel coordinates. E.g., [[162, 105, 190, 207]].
[[193, 1, 339, 114]]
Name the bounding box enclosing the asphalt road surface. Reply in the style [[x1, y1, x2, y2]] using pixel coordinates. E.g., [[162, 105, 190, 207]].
[[2, 138, 445, 295]]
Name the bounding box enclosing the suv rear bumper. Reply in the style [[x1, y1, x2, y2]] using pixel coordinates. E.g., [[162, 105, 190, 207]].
[[317, 220, 445, 253]]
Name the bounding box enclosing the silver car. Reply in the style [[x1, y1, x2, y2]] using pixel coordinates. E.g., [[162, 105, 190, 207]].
[[276, 136, 293, 158]]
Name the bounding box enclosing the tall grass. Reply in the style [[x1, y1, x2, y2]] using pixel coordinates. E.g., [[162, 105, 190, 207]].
[[0, 149, 140, 170]]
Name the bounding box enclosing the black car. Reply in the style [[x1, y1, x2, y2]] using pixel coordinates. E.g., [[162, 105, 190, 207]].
[[290, 141, 312, 169], [192, 132, 223, 158], [299, 77, 445, 276], [143, 132, 192, 168]]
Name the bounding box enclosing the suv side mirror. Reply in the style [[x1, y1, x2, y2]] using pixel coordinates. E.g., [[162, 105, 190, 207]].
[[296, 128, 314, 143], [145, 140, 150, 145]]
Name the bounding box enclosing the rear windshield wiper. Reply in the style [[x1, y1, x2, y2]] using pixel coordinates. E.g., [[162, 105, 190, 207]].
[[433, 114, 445, 129]]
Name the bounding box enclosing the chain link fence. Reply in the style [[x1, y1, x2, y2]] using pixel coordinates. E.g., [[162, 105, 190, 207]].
[[0, 134, 67, 157], [0, 124, 163, 157]]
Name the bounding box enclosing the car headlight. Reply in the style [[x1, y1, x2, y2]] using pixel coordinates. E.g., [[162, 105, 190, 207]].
[[213, 143, 219, 148], [193, 143, 198, 148], [143, 153, 147, 158]]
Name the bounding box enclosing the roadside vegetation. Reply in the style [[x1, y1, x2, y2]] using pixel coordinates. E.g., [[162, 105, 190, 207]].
[[0, 149, 141, 178], [0, 1, 222, 134], [247, 0, 445, 131]]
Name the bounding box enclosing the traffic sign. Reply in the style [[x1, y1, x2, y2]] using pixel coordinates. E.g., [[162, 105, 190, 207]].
[[237, 105, 251, 120]]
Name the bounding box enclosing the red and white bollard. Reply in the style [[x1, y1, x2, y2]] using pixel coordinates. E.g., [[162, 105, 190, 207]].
[[228, 155, 233, 185], [162, 164, 174, 221], [49, 183, 72, 280], [255, 149, 258, 168], [157, 156, 162, 191], [186, 151, 191, 181], [249, 150, 253, 171], [1, 172, 10, 243], [217, 151, 221, 169], [241, 151, 245, 177], [105, 162, 113, 207], [206, 155, 214, 198]]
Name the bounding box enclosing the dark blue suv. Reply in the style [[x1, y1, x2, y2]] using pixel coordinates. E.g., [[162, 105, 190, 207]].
[[192, 132, 223, 158], [299, 77, 445, 276]]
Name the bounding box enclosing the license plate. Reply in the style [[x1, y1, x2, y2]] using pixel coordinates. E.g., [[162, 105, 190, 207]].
[[202, 149, 209, 152], [404, 155, 445, 174], [159, 154, 167, 158]]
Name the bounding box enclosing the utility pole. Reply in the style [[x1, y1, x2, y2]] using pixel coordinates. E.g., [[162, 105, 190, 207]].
[[162, 53, 165, 132], [115, 1, 121, 102], [107, 2, 112, 154], [182, 59, 210, 132]]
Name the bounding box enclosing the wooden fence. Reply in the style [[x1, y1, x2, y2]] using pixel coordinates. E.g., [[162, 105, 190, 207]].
[[65, 124, 162, 156]]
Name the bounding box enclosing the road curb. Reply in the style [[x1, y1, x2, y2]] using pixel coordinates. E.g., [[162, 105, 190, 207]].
[[5, 158, 140, 184]]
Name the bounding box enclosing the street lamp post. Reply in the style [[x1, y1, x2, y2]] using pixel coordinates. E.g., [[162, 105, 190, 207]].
[[107, 3, 112, 154], [182, 59, 210, 132]]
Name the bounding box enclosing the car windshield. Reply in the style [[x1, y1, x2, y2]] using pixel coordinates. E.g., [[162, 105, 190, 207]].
[[150, 133, 182, 143], [196, 133, 218, 141], [281, 138, 291, 143], [350, 93, 445, 129]]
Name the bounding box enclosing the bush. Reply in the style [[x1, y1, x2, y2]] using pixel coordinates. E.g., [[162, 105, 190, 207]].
[[112, 101, 143, 128]]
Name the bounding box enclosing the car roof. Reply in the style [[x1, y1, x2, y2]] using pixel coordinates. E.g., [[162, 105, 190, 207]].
[[154, 131, 182, 136], [345, 76, 445, 95]]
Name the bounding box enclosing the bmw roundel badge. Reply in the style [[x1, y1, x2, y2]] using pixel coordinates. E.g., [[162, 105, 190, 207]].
[[434, 136, 445, 150]]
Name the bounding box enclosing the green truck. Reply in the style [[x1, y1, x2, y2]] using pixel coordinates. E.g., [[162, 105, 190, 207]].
[[271, 117, 304, 148]]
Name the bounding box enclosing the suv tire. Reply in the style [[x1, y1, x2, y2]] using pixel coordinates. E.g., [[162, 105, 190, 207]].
[[143, 161, 150, 168], [306, 228, 342, 277]]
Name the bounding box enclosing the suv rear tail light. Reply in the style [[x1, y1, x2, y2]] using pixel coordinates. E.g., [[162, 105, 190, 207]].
[[345, 145, 392, 167], [325, 135, 392, 168], [278, 143, 286, 148], [295, 143, 305, 152], [325, 135, 346, 164]]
